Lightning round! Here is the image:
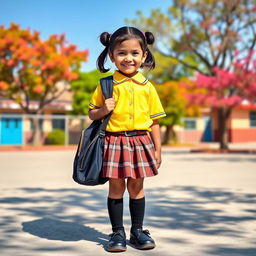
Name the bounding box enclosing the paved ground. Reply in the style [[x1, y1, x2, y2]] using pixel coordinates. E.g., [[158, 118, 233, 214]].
[[0, 148, 256, 256]]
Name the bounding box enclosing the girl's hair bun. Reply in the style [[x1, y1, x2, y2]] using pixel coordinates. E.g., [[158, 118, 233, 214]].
[[145, 31, 155, 45], [100, 32, 111, 47]]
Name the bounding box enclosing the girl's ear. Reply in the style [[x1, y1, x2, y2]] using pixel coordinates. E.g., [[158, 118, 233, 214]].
[[109, 52, 114, 63], [142, 51, 148, 63]]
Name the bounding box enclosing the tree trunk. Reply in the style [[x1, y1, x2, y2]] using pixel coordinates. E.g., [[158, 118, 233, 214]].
[[217, 107, 231, 150], [31, 113, 43, 146], [163, 125, 176, 144]]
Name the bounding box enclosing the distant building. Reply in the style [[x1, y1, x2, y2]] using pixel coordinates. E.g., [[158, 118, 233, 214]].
[[1, 86, 255, 145], [212, 102, 256, 142], [175, 102, 256, 144], [0, 82, 87, 145]]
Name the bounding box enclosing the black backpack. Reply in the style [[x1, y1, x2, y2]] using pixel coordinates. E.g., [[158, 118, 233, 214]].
[[72, 76, 113, 185]]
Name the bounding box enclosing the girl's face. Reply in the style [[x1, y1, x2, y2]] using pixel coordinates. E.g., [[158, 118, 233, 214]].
[[109, 38, 147, 77]]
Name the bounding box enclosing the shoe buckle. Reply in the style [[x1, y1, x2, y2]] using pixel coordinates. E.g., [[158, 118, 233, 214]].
[[143, 229, 151, 236]]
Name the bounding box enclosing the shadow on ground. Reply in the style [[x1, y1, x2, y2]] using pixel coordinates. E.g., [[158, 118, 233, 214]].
[[22, 218, 107, 243], [1, 186, 256, 255]]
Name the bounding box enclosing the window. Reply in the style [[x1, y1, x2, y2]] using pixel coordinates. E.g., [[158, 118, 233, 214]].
[[30, 118, 43, 131], [14, 119, 19, 128], [52, 113, 65, 130], [4, 119, 10, 128], [184, 119, 196, 130], [250, 111, 256, 127]]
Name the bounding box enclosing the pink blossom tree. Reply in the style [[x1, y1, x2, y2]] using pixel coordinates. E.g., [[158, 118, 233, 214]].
[[185, 51, 256, 149], [127, 0, 256, 149]]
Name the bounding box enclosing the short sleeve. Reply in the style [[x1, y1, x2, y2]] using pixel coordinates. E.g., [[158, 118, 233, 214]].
[[149, 83, 166, 120], [89, 84, 104, 110]]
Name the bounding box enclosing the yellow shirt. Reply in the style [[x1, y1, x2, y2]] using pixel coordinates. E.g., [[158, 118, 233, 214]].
[[89, 71, 166, 132]]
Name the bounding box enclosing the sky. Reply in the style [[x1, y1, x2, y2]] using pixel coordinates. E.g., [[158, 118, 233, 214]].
[[1, 0, 170, 72]]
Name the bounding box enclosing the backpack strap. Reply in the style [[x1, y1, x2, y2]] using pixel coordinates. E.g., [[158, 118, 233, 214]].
[[100, 76, 113, 99], [99, 76, 113, 132]]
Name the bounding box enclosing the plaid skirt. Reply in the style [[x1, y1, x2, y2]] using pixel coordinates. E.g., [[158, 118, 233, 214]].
[[102, 133, 158, 179]]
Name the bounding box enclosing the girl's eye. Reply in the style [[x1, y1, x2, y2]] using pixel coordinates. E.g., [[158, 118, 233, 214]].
[[133, 52, 139, 55]]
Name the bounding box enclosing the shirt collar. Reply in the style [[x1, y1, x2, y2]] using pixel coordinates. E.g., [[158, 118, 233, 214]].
[[113, 71, 148, 85]]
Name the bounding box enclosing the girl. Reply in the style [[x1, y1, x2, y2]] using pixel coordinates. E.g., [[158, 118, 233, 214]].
[[89, 26, 166, 252]]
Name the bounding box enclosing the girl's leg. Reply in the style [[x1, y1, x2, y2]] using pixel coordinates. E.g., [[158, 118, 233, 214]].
[[107, 178, 126, 252], [108, 178, 126, 199], [127, 178, 145, 230], [127, 177, 155, 250], [108, 178, 126, 231], [127, 177, 144, 199]]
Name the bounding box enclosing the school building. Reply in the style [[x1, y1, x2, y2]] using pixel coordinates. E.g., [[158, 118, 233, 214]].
[[0, 94, 256, 145], [176, 102, 256, 143], [0, 85, 88, 146]]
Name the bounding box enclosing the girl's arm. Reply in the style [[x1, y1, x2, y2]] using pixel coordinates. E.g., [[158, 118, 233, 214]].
[[89, 97, 115, 120], [150, 119, 162, 169]]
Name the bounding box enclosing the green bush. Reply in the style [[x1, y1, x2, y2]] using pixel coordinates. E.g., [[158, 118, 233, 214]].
[[45, 129, 65, 145]]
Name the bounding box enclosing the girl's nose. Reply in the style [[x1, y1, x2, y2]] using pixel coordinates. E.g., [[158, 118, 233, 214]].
[[125, 55, 132, 61]]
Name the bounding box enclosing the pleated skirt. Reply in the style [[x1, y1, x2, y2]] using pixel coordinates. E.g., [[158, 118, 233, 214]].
[[102, 133, 158, 179]]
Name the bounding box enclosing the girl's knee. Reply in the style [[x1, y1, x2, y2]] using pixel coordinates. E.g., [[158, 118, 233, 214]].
[[108, 179, 126, 198], [127, 178, 144, 198]]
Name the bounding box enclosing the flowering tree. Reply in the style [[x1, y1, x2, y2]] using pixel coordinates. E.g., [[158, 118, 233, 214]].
[[0, 23, 88, 145], [185, 52, 256, 149], [127, 0, 256, 149], [127, 0, 256, 76], [156, 81, 186, 144], [156, 78, 202, 144]]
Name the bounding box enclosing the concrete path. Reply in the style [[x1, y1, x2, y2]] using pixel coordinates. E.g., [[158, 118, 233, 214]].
[[0, 148, 256, 256]]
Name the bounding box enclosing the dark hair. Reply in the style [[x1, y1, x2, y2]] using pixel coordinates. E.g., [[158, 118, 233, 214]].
[[97, 26, 155, 73]]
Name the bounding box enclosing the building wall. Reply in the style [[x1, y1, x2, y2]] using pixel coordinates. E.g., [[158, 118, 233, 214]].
[[175, 118, 206, 143], [212, 107, 256, 143], [176, 130, 204, 143], [229, 108, 256, 142], [0, 91, 85, 145], [0, 110, 88, 145], [2, 97, 256, 145]]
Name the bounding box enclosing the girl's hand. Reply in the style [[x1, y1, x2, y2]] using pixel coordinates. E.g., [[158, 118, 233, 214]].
[[103, 97, 115, 114], [155, 150, 162, 169]]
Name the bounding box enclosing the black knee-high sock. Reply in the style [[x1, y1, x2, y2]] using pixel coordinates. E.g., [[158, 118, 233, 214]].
[[107, 197, 124, 232], [129, 197, 145, 231]]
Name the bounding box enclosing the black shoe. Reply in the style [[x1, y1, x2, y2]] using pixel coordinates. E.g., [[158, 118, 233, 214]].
[[130, 228, 156, 250], [107, 229, 127, 252]]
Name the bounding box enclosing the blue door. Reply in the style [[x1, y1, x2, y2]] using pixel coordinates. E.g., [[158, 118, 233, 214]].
[[202, 116, 212, 142], [0, 116, 22, 145]]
